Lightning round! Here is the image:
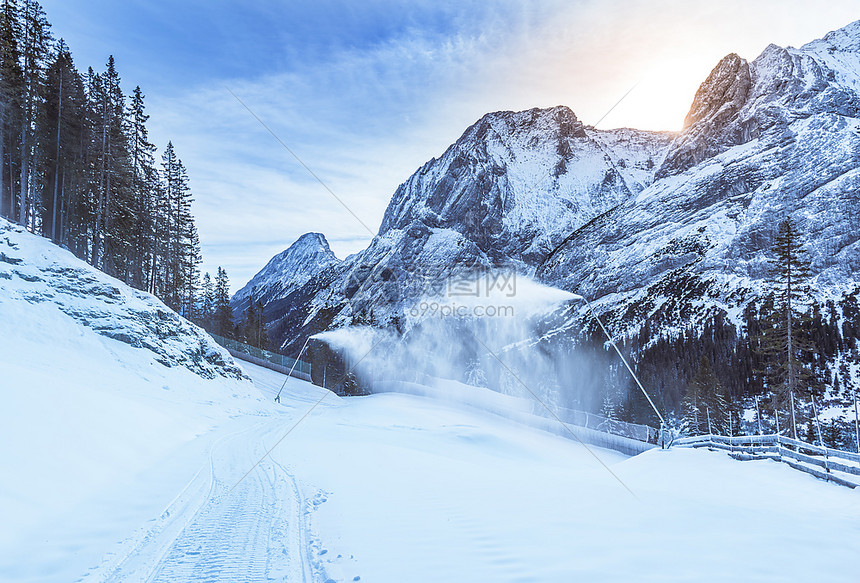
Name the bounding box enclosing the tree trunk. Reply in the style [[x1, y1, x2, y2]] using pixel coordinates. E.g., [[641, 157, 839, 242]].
[[786, 235, 797, 439], [17, 2, 28, 227], [0, 104, 5, 219], [51, 69, 62, 241], [104, 100, 112, 274], [58, 169, 65, 246], [93, 98, 107, 266], [18, 124, 26, 226]]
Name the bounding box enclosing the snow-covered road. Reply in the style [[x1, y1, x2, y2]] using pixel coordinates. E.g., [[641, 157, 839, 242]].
[[78, 364, 328, 583], [143, 421, 313, 583], [4, 353, 859, 582]]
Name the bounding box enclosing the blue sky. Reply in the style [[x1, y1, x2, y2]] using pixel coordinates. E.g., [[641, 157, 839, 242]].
[[40, 0, 860, 291]]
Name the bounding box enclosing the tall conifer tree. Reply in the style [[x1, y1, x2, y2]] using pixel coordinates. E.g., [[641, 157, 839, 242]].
[[214, 267, 234, 338], [755, 217, 815, 439]]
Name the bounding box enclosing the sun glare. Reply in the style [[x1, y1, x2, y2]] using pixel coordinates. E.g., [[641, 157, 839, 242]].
[[590, 55, 727, 132]]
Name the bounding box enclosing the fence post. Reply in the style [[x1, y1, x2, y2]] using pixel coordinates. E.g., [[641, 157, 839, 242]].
[[755, 396, 763, 436], [812, 396, 830, 475], [853, 384, 860, 454]]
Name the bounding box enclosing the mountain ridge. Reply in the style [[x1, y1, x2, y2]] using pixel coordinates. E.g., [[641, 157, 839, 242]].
[[235, 20, 860, 431]]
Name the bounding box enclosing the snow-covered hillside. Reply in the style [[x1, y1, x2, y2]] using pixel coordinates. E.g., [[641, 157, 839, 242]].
[[0, 219, 244, 379], [1, 221, 857, 582]]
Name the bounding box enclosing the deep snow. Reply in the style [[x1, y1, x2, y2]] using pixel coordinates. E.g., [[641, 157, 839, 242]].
[[3, 349, 859, 582], [0, 223, 858, 582]]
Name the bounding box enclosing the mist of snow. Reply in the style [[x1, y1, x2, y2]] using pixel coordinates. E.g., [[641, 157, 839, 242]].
[[318, 270, 618, 415]]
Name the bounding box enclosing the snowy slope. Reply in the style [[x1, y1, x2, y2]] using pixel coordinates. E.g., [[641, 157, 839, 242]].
[[1, 223, 857, 582], [0, 219, 244, 379], [280, 388, 859, 583], [96, 361, 860, 583]]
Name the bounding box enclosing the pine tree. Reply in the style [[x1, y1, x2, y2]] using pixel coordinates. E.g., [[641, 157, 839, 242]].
[[56, 62, 89, 258], [200, 271, 214, 331], [256, 299, 268, 350], [755, 217, 815, 439], [38, 39, 85, 245], [214, 266, 233, 338], [16, 0, 51, 229], [242, 296, 269, 349], [181, 221, 200, 320], [127, 85, 157, 289], [0, 0, 22, 221], [158, 142, 198, 311], [599, 391, 618, 434], [244, 299, 256, 345], [465, 358, 487, 387], [101, 56, 135, 279]]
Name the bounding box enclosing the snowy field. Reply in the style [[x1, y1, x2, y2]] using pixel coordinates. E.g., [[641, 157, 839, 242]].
[[0, 220, 857, 582], [2, 343, 858, 582]]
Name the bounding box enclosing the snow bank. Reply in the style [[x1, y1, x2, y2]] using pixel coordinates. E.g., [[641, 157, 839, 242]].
[[0, 220, 272, 581], [0, 219, 243, 379], [374, 377, 654, 455]]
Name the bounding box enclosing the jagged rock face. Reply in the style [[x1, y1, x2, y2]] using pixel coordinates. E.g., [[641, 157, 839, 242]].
[[380, 106, 673, 264], [539, 20, 860, 336], [658, 24, 860, 179], [683, 53, 751, 130], [657, 53, 752, 176], [231, 232, 341, 318]]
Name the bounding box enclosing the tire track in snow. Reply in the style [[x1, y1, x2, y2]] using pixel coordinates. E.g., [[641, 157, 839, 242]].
[[79, 419, 267, 582], [145, 418, 318, 583], [268, 457, 317, 583], [83, 416, 319, 582]]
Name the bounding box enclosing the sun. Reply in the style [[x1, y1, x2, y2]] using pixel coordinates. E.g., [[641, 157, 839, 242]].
[[593, 57, 717, 133]]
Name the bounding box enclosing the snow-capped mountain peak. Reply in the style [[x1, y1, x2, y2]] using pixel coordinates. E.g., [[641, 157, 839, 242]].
[[658, 20, 860, 179], [376, 105, 674, 265], [231, 232, 341, 315], [800, 19, 860, 93]]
